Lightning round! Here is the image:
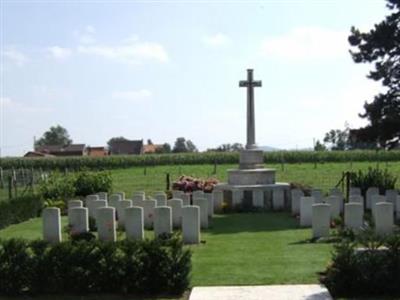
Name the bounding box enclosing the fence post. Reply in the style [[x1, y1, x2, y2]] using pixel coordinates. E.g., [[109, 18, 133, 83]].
[[213, 160, 217, 175], [345, 171, 350, 201], [8, 175, 12, 199], [166, 173, 170, 191], [0, 167, 3, 189]]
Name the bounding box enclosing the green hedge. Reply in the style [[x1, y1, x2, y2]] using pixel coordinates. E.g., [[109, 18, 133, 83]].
[[1, 150, 400, 170], [0, 195, 43, 230], [0, 235, 191, 296]]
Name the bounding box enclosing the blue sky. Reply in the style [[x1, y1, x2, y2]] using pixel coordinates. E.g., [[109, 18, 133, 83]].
[[1, 0, 389, 156]]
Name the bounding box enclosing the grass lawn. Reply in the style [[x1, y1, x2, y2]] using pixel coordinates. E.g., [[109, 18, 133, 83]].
[[111, 161, 400, 197], [0, 212, 332, 287]]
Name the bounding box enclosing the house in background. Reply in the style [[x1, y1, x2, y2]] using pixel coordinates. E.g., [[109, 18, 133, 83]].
[[24, 151, 55, 158], [143, 144, 163, 154], [87, 146, 108, 157], [109, 140, 143, 155], [33, 144, 87, 157]]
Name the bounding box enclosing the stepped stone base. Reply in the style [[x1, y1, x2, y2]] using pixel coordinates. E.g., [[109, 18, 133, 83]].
[[228, 168, 276, 185]]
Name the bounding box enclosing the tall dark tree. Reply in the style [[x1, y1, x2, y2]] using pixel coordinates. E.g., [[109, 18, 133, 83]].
[[35, 125, 72, 147], [107, 136, 129, 153], [172, 137, 198, 153], [348, 0, 400, 149]]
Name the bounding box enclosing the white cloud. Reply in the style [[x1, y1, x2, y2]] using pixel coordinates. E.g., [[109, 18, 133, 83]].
[[203, 33, 231, 47], [0, 96, 52, 113], [77, 42, 169, 64], [0, 97, 12, 107], [260, 27, 348, 60], [3, 48, 28, 66], [112, 89, 152, 102], [74, 25, 96, 44], [47, 46, 72, 60]]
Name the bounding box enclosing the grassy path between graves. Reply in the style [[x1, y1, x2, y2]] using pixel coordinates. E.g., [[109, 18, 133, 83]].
[[0, 212, 332, 287], [111, 161, 400, 196]]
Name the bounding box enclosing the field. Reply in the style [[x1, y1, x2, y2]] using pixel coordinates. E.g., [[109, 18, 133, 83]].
[[0, 212, 332, 287], [111, 161, 400, 196]]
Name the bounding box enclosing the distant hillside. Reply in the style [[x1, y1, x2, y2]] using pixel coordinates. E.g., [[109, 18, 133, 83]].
[[258, 145, 280, 152]]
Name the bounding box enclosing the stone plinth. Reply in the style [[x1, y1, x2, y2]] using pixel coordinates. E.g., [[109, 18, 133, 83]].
[[228, 169, 276, 185], [239, 149, 264, 169]]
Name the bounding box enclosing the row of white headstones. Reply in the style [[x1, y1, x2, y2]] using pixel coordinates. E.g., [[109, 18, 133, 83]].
[[43, 190, 225, 244], [291, 187, 400, 238]]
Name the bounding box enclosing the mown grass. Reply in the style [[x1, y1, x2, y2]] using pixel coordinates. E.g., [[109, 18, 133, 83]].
[[0, 213, 332, 287], [111, 161, 400, 196]]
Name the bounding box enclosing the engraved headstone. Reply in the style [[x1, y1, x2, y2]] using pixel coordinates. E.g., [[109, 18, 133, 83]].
[[375, 202, 394, 235], [193, 198, 208, 229], [154, 206, 172, 237], [97, 207, 116, 241], [117, 200, 132, 228], [213, 190, 224, 212], [300, 197, 314, 227], [344, 203, 363, 231], [125, 206, 144, 240], [272, 189, 284, 210], [291, 188, 304, 215], [68, 207, 89, 234], [167, 198, 183, 228], [312, 203, 330, 238], [182, 206, 200, 244], [43, 207, 61, 244], [366, 187, 379, 209], [252, 190, 264, 208]]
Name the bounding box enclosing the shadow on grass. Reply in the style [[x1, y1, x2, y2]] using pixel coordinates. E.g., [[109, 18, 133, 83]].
[[206, 212, 304, 235]]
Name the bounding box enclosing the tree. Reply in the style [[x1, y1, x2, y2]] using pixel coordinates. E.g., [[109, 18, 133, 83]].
[[348, 0, 400, 149], [35, 125, 72, 147], [107, 136, 128, 153], [314, 140, 327, 151], [207, 143, 244, 152], [155, 143, 172, 154], [147, 139, 153, 145], [323, 128, 350, 150], [172, 137, 198, 153]]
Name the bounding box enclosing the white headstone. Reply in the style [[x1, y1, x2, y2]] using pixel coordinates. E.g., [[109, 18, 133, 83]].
[[192, 198, 208, 229], [344, 203, 363, 231], [117, 200, 133, 228], [108, 194, 122, 209], [85, 194, 99, 207], [89, 200, 107, 219], [115, 191, 125, 200], [97, 192, 108, 201], [291, 189, 304, 215], [213, 190, 224, 212], [143, 199, 157, 229], [182, 206, 200, 244], [68, 200, 83, 209], [132, 191, 145, 200], [68, 207, 89, 234], [252, 190, 264, 208], [375, 202, 393, 235], [366, 187, 379, 209], [396, 196, 400, 220], [385, 189, 398, 208], [349, 187, 361, 196], [349, 195, 364, 205], [330, 188, 343, 198], [181, 193, 191, 206], [172, 190, 184, 199], [232, 189, 243, 207], [154, 192, 167, 207], [43, 207, 61, 243], [168, 198, 183, 228], [192, 190, 204, 200], [311, 189, 323, 203], [300, 197, 314, 227], [154, 206, 172, 237], [272, 189, 284, 210], [125, 206, 144, 240], [312, 203, 330, 238], [325, 196, 342, 219], [371, 195, 386, 219], [204, 193, 214, 217], [97, 207, 116, 241]]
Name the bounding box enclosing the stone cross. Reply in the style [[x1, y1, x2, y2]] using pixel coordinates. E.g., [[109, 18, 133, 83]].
[[239, 69, 262, 150]]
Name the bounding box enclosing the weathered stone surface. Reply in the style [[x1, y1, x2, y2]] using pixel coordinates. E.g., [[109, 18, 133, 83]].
[[375, 202, 394, 235], [193, 198, 208, 229], [386, 189, 398, 209], [154, 206, 172, 237], [396, 196, 400, 220], [89, 200, 108, 219], [291, 189, 304, 215], [213, 190, 224, 212], [192, 190, 205, 200], [181, 193, 191, 206], [125, 206, 144, 240], [371, 195, 386, 220], [97, 207, 116, 242], [132, 191, 145, 201], [43, 207, 61, 244], [344, 203, 363, 231], [272, 189, 284, 210], [349, 187, 361, 196], [172, 190, 184, 199], [108, 194, 122, 210], [204, 193, 214, 217], [300, 197, 314, 227], [312, 203, 330, 238], [325, 196, 342, 219], [182, 206, 200, 244], [85, 194, 99, 207], [97, 192, 108, 201], [68, 207, 89, 234], [366, 187, 379, 209], [154, 192, 167, 207], [252, 190, 264, 208], [330, 188, 343, 198], [167, 198, 183, 228], [68, 200, 83, 209], [115, 192, 125, 200], [143, 199, 157, 229], [228, 168, 276, 185], [117, 200, 133, 228], [239, 149, 264, 169], [232, 189, 243, 207], [349, 195, 364, 205], [311, 189, 323, 203]]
